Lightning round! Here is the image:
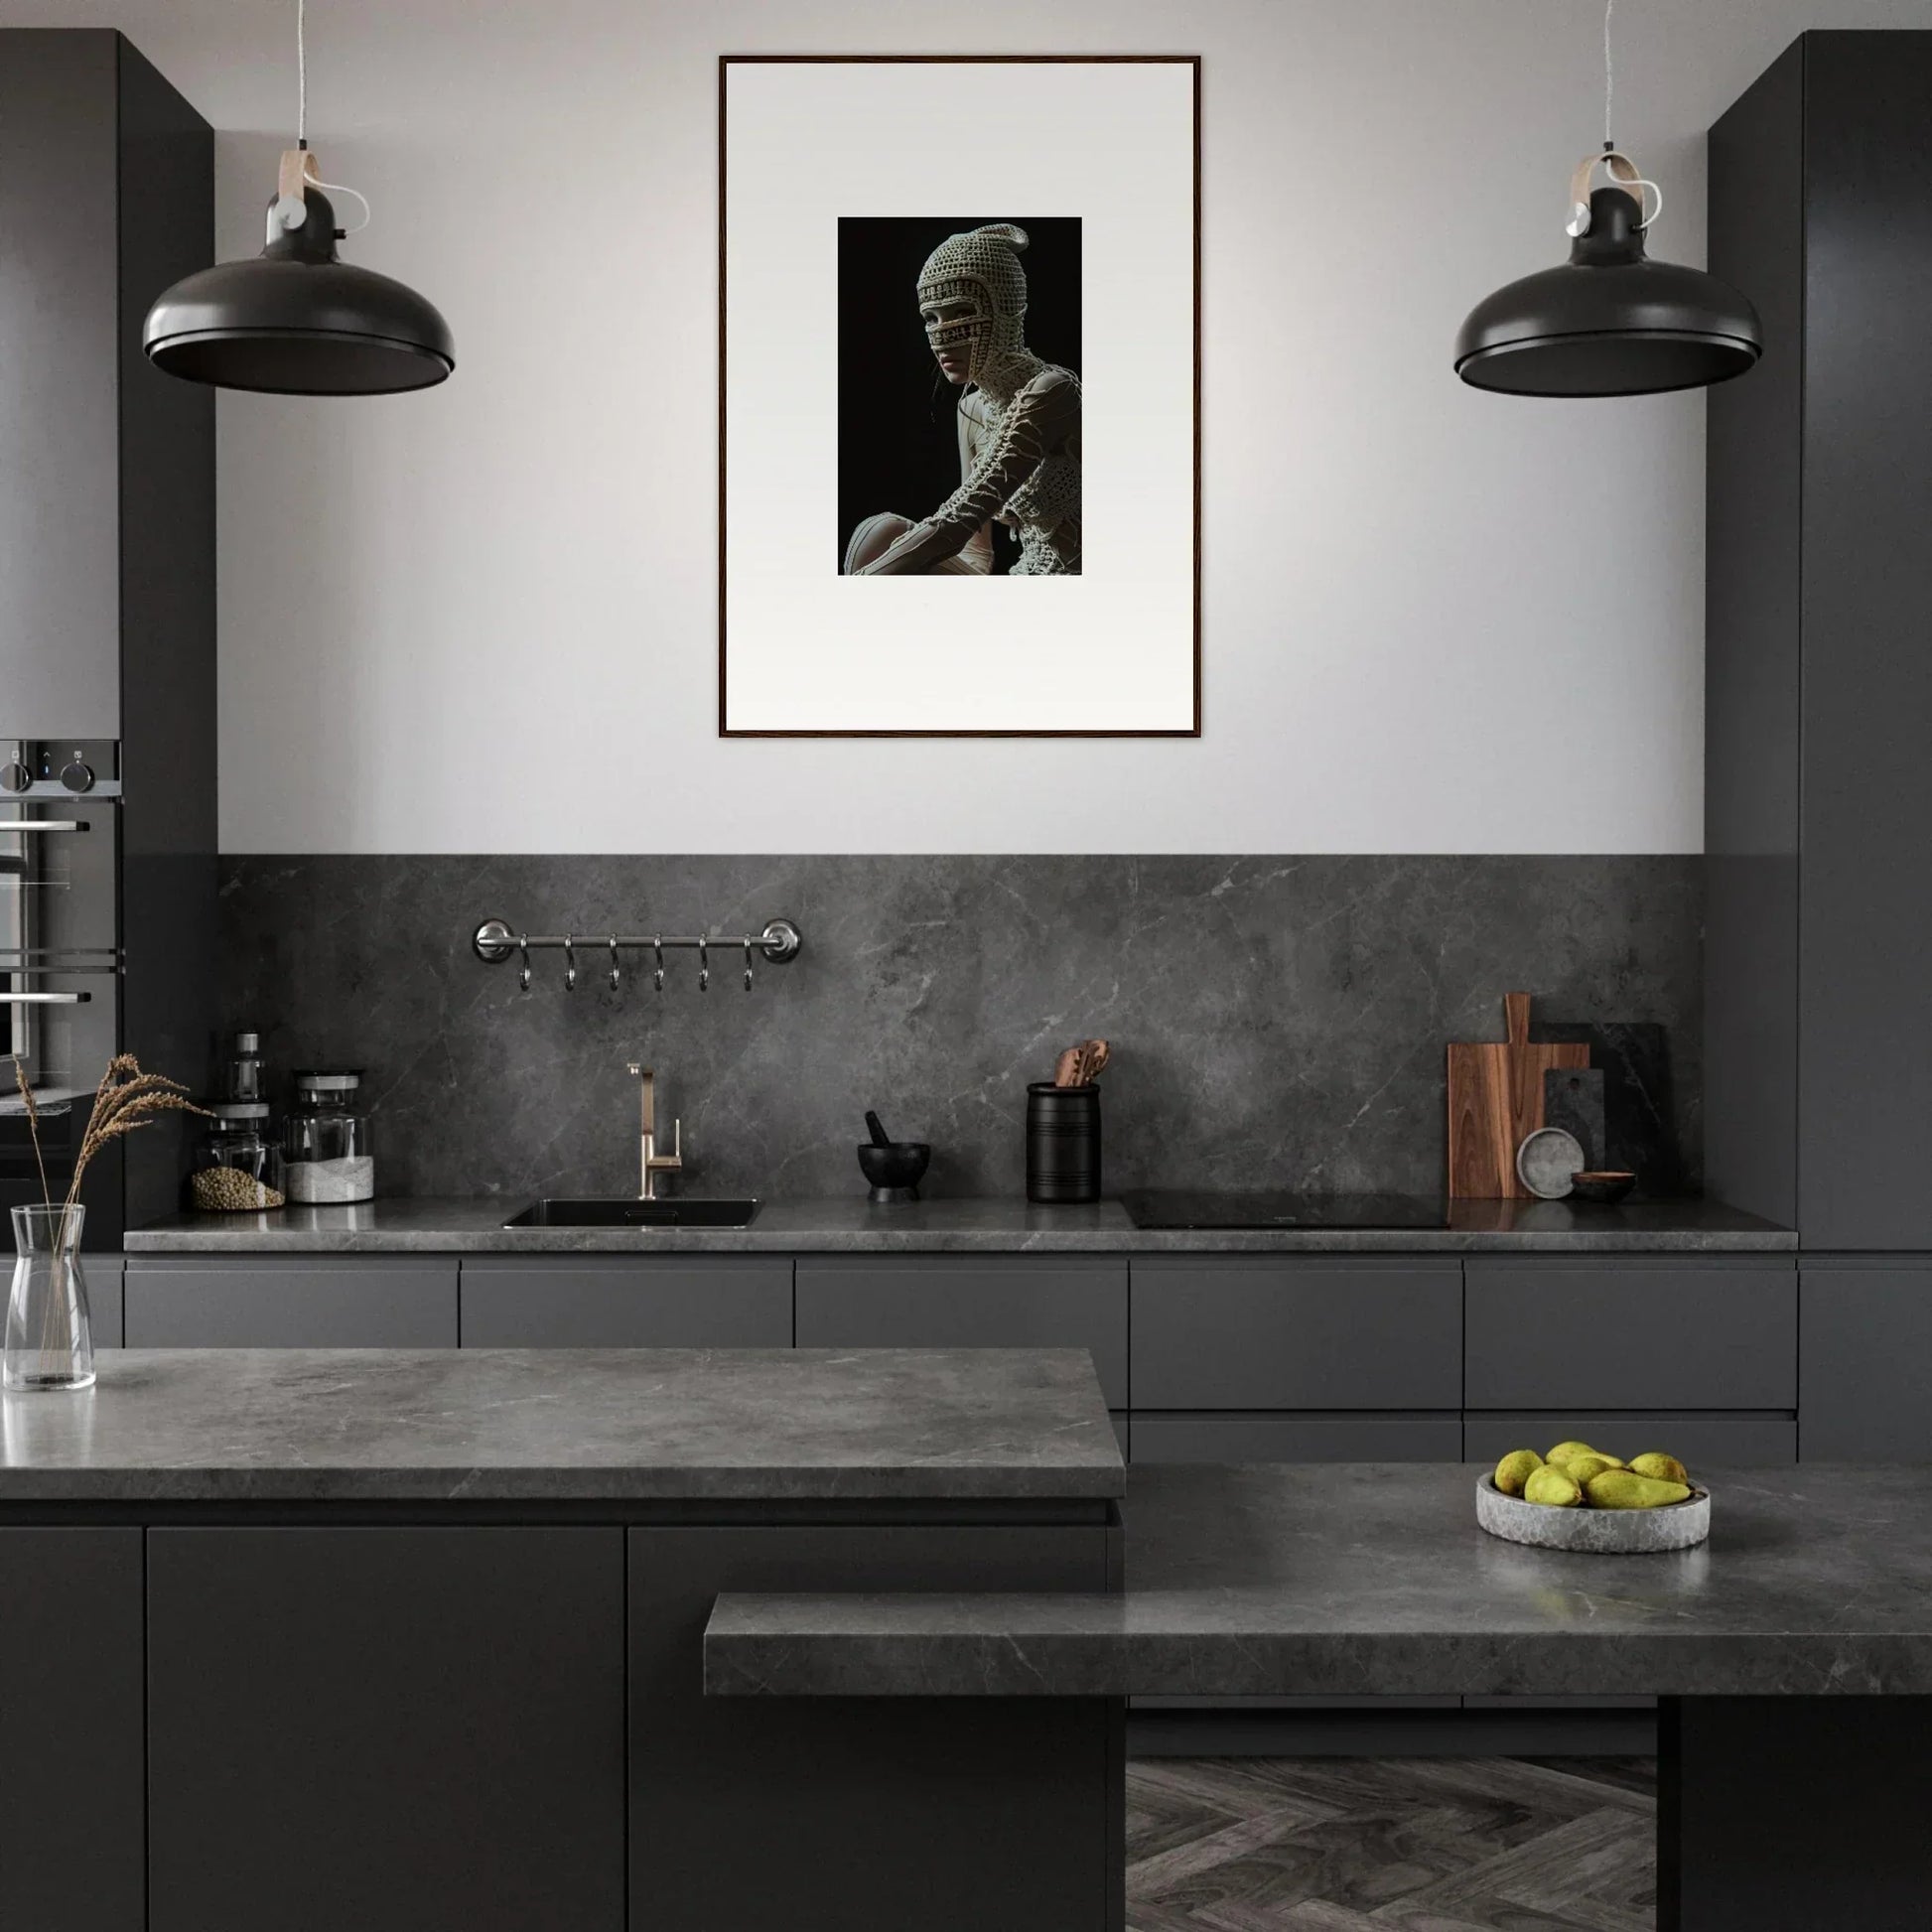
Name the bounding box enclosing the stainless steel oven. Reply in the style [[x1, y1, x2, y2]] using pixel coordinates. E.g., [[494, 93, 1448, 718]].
[[1, 741, 121, 1220]]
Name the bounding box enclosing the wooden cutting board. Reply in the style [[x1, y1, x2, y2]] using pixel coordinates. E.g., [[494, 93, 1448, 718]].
[[1447, 993, 1589, 1198]]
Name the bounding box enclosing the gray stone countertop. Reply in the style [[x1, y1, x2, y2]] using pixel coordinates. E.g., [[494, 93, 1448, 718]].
[[123, 1194, 1796, 1254], [706, 1461, 1932, 1698], [0, 1347, 1122, 1503]]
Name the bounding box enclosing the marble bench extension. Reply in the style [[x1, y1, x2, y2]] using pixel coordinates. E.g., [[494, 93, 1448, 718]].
[[708, 1460, 1932, 1932], [706, 1461, 1932, 1698]]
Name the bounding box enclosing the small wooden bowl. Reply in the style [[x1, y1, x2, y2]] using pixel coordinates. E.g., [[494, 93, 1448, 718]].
[[1569, 1171, 1637, 1204]]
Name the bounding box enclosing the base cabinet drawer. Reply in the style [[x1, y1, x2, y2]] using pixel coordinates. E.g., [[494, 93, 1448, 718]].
[[125, 1258, 459, 1347], [1465, 1260, 1795, 1410], [148, 1527, 624, 1932], [1132, 1414, 1463, 1463], [0, 1529, 144, 1932], [1131, 1259, 1461, 1411], [795, 1258, 1127, 1409], [1800, 1265, 1932, 1459], [460, 1258, 791, 1348], [1463, 1413, 1797, 1466]]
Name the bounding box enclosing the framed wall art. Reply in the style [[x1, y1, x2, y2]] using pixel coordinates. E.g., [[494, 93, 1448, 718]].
[[719, 55, 1200, 737]]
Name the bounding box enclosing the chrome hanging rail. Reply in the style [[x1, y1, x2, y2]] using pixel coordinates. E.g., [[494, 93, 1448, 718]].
[[471, 916, 801, 994]]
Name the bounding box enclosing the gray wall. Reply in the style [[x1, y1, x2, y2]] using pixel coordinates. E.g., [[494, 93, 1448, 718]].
[[218, 856, 1701, 1202]]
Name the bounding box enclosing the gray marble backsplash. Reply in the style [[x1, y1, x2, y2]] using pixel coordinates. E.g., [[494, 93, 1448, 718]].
[[216, 857, 1702, 1203]]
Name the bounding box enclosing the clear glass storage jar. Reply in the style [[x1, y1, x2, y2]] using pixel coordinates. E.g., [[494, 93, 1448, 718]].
[[283, 1069, 375, 1204], [190, 1103, 287, 1212]]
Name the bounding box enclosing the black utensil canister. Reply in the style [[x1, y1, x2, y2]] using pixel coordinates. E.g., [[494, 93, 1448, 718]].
[[1027, 1082, 1101, 1204]]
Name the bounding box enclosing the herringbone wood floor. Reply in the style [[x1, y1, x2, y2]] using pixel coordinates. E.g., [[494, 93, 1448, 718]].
[[1126, 1756, 1657, 1931]]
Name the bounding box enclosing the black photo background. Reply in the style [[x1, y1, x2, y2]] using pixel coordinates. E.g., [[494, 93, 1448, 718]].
[[837, 216, 1081, 575]]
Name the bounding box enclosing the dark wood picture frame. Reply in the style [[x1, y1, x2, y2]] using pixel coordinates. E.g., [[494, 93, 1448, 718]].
[[718, 54, 1202, 739]]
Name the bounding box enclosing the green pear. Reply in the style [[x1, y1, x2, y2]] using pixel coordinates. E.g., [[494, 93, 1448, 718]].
[[1494, 1449, 1543, 1496], [1629, 1451, 1690, 1485], [1524, 1465, 1585, 1507], [1586, 1469, 1693, 1510]]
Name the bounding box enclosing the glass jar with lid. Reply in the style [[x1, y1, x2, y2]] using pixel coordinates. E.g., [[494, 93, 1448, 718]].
[[190, 1103, 287, 1212], [284, 1069, 375, 1204]]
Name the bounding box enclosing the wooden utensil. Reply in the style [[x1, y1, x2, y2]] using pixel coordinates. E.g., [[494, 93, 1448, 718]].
[[1447, 993, 1588, 1198]]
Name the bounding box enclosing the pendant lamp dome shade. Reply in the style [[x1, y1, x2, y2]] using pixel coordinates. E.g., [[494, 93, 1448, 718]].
[[144, 179, 454, 396], [1455, 184, 1760, 398]]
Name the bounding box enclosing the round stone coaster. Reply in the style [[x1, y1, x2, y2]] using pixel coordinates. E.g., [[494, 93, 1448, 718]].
[[1476, 1474, 1711, 1553]]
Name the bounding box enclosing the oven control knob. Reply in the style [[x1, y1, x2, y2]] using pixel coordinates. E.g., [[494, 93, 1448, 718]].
[[0, 760, 29, 793], [60, 759, 94, 794]]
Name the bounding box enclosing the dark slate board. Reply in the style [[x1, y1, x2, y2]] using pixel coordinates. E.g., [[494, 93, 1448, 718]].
[[1535, 1023, 1685, 1197], [1543, 1066, 1607, 1173]]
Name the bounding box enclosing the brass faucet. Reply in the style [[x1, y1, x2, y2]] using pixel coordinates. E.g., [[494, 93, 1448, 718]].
[[624, 1062, 683, 1199]]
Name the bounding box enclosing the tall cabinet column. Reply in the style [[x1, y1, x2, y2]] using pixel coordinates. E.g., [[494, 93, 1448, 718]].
[[1707, 29, 1932, 1455]]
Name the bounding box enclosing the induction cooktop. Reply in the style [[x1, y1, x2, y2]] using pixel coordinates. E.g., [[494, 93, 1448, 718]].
[[1119, 1191, 1450, 1231]]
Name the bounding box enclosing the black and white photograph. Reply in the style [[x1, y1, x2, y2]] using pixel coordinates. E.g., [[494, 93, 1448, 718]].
[[839, 216, 1082, 578], [721, 56, 1197, 735]]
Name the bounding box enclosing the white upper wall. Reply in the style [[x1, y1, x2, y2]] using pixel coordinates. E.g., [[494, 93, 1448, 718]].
[[5, 0, 1922, 853]]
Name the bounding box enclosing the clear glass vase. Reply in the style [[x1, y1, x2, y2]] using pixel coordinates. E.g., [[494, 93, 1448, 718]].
[[5, 1204, 95, 1393]]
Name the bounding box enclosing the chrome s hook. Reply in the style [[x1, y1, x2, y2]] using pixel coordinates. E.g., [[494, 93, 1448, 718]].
[[563, 934, 578, 992], [698, 936, 709, 994], [743, 938, 755, 993], [609, 936, 621, 991], [652, 936, 664, 994], [517, 933, 532, 993]]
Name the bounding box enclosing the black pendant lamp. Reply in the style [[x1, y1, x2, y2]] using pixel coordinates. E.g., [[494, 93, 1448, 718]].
[[143, 0, 453, 396], [1454, 1, 1758, 398]]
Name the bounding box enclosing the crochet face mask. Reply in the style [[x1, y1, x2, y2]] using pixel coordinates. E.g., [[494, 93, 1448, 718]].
[[917, 222, 1031, 388]]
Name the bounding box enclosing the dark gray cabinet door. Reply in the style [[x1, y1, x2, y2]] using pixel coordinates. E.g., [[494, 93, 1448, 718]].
[[1132, 1414, 1462, 1463], [125, 1256, 458, 1346], [795, 1257, 1128, 1408], [460, 1256, 791, 1347], [1801, 1264, 1932, 1459], [1462, 1413, 1797, 1467], [0, 1528, 143, 1931], [148, 1527, 625, 1932], [630, 1524, 1117, 1932], [1464, 1260, 1795, 1411], [0, 31, 120, 733], [1131, 1258, 1461, 1411]]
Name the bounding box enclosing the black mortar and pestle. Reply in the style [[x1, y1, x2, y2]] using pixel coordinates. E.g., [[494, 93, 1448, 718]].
[[859, 1110, 930, 1205]]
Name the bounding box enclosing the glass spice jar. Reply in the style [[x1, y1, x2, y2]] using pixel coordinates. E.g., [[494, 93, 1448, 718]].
[[190, 1103, 287, 1212], [283, 1069, 375, 1204]]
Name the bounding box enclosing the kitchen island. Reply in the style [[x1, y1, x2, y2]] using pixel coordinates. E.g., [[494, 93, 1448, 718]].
[[0, 1346, 1124, 1932], [714, 1460, 1932, 1931]]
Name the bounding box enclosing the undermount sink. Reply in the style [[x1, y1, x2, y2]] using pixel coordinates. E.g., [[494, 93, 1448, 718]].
[[503, 1197, 760, 1229]]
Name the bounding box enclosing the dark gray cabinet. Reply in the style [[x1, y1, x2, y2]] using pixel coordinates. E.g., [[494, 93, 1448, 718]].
[[1131, 1258, 1461, 1411], [1464, 1260, 1795, 1412], [0, 1528, 144, 1932], [1801, 1264, 1932, 1460], [1708, 33, 1932, 1249], [1463, 1413, 1797, 1467], [1133, 1414, 1462, 1463], [460, 1255, 791, 1347], [795, 1257, 1128, 1408], [628, 1524, 1116, 1932], [125, 1256, 458, 1346], [147, 1527, 625, 1932]]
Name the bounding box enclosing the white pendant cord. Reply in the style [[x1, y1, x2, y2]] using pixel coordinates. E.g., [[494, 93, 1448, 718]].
[[279, 0, 372, 236], [1603, 0, 1614, 151]]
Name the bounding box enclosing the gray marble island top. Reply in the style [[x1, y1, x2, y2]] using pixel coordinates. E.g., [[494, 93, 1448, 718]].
[[707, 1461, 1932, 1698], [0, 1347, 1123, 1504], [123, 1194, 1795, 1254]]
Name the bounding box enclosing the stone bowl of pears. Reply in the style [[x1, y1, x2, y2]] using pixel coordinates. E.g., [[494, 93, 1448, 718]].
[[1477, 1441, 1711, 1553]]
